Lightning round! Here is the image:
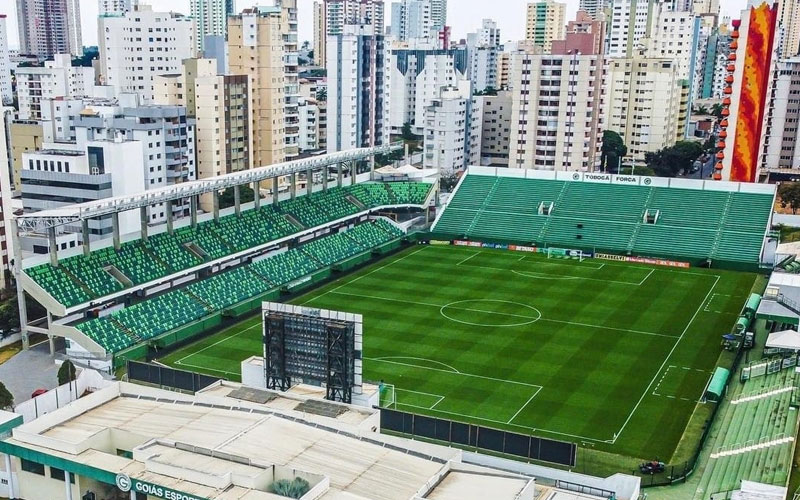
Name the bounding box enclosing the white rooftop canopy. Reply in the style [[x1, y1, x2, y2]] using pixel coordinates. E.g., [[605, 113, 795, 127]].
[[765, 329, 800, 350]]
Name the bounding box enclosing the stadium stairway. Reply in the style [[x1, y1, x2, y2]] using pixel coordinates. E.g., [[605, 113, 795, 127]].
[[74, 219, 407, 355], [691, 368, 799, 500], [433, 173, 772, 266], [27, 182, 432, 309]]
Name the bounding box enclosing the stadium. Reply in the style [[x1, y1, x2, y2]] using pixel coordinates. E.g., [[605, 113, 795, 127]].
[[9, 147, 799, 499]]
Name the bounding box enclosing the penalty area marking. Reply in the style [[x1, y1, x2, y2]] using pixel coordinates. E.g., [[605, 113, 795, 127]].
[[364, 357, 613, 444], [372, 356, 461, 373], [392, 388, 446, 411], [704, 293, 734, 314]]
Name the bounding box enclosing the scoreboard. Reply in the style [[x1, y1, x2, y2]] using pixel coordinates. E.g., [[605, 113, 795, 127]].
[[262, 302, 362, 403]]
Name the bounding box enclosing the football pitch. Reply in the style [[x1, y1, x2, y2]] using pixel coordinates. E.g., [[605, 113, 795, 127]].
[[160, 244, 757, 460]]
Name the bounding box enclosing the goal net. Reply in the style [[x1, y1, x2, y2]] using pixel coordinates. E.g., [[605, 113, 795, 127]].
[[379, 383, 396, 409], [546, 247, 585, 262]]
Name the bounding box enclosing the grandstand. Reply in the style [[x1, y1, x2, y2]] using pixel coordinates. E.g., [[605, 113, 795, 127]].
[[66, 218, 406, 360], [22, 181, 431, 313], [692, 363, 799, 499], [433, 168, 776, 268]]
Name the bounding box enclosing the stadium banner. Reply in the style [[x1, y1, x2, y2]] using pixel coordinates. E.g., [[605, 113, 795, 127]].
[[595, 253, 627, 262], [429, 240, 451, 246], [454, 240, 483, 247], [627, 256, 690, 268], [582, 173, 612, 183], [595, 253, 690, 268], [612, 174, 640, 185], [509, 245, 537, 253], [481, 242, 508, 250]]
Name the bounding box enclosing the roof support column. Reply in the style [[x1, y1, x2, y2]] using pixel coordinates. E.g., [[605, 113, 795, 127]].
[[81, 219, 90, 257], [351, 161, 356, 186], [140, 207, 148, 242], [323, 166, 328, 192], [64, 467, 73, 500], [4, 453, 16, 498], [12, 220, 29, 351], [272, 177, 279, 206], [166, 200, 174, 235], [290, 172, 296, 200], [234, 184, 241, 216], [253, 180, 261, 210], [369, 155, 375, 181], [306, 168, 313, 196], [337, 162, 343, 187], [48, 226, 59, 266], [191, 195, 198, 228], [212, 191, 219, 222], [111, 212, 121, 251]]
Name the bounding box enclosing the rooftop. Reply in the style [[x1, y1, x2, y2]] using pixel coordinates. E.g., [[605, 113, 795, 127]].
[[5, 382, 541, 500]]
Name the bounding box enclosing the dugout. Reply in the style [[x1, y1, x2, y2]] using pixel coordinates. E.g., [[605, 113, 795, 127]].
[[704, 367, 730, 402]]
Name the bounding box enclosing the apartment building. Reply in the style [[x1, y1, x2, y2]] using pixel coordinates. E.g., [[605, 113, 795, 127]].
[[16, 0, 82, 58], [604, 52, 682, 164], [390, 47, 468, 135], [327, 25, 390, 152], [98, 4, 195, 102], [16, 54, 95, 120], [228, 7, 286, 168], [525, 0, 566, 53]]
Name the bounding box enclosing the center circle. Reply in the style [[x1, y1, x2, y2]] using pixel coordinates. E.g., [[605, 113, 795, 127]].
[[439, 299, 542, 327]]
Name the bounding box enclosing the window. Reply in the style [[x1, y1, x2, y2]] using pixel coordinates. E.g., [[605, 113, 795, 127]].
[[21, 459, 44, 476], [50, 467, 75, 483]]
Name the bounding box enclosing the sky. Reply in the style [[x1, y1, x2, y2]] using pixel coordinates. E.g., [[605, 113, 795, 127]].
[[0, 0, 750, 50]]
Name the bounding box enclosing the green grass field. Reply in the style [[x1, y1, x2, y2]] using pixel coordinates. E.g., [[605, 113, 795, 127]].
[[160, 244, 756, 461]]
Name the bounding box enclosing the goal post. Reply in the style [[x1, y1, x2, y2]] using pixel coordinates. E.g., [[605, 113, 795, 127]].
[[546, 247, 584, 262], [379, 382, 396, 409]]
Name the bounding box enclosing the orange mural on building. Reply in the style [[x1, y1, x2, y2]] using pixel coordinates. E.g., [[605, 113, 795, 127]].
[[730, 2, 777, 182]]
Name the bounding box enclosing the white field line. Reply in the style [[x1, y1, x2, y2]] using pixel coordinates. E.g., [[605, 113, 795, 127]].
[[395, 388, 446, 410], [457, 251, 481, 265], [373, 356, 461, 373], [424, 244, 721, 278], [176, 322, 261, 365], [301, 246, 428, 305], [507, 387, 543, 424], [174, 359, 240, 377], [329, 290, 677, 339], [612, 275, 720, 444], [369, 356, 608, 442], [459, 262, 647, 285]]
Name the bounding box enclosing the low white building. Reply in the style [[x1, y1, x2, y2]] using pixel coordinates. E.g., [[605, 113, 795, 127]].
[[389, 47, 468, 136], [15, 54, 95, 120], [20, 140, 145, 252], [423, 81, 483, 174]]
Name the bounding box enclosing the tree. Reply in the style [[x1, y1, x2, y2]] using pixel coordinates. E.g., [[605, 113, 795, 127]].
[[315, 88, 327, 102], [401, 122, 421, 142], [0, 382, 12, 410], [711, 103, 724, 121], [693, 105, 710, 115], [645, 141, 704, 177], [600, 130, 628, 172], [474, 87, 498, 96], [779, 183, 800, 214], [218, 185, 255, 209], [57, 360, 77, 386]]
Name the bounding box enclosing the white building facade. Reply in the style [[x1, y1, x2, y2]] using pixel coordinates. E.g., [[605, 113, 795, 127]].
[[467, 19, 501, 93], [327, 26, 390, 152], [423, 82, 483, 174], [98, 4, 195, 102], [606, 0, 661, 58], [390, 47, 468, 135], [761, 58, 800, 172], [190, 0, 234, 53], [0, 16, 11, 105], [508, 52, 606, 171], [16, 54, 95, 120]]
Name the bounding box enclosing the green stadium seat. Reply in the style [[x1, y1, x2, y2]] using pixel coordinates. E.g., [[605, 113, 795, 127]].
[[27, 182, 433, 307]]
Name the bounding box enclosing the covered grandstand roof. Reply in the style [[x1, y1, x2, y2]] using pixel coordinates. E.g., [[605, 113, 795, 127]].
[[14, 143, 402, 232], [1, 382, 555, 500]]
